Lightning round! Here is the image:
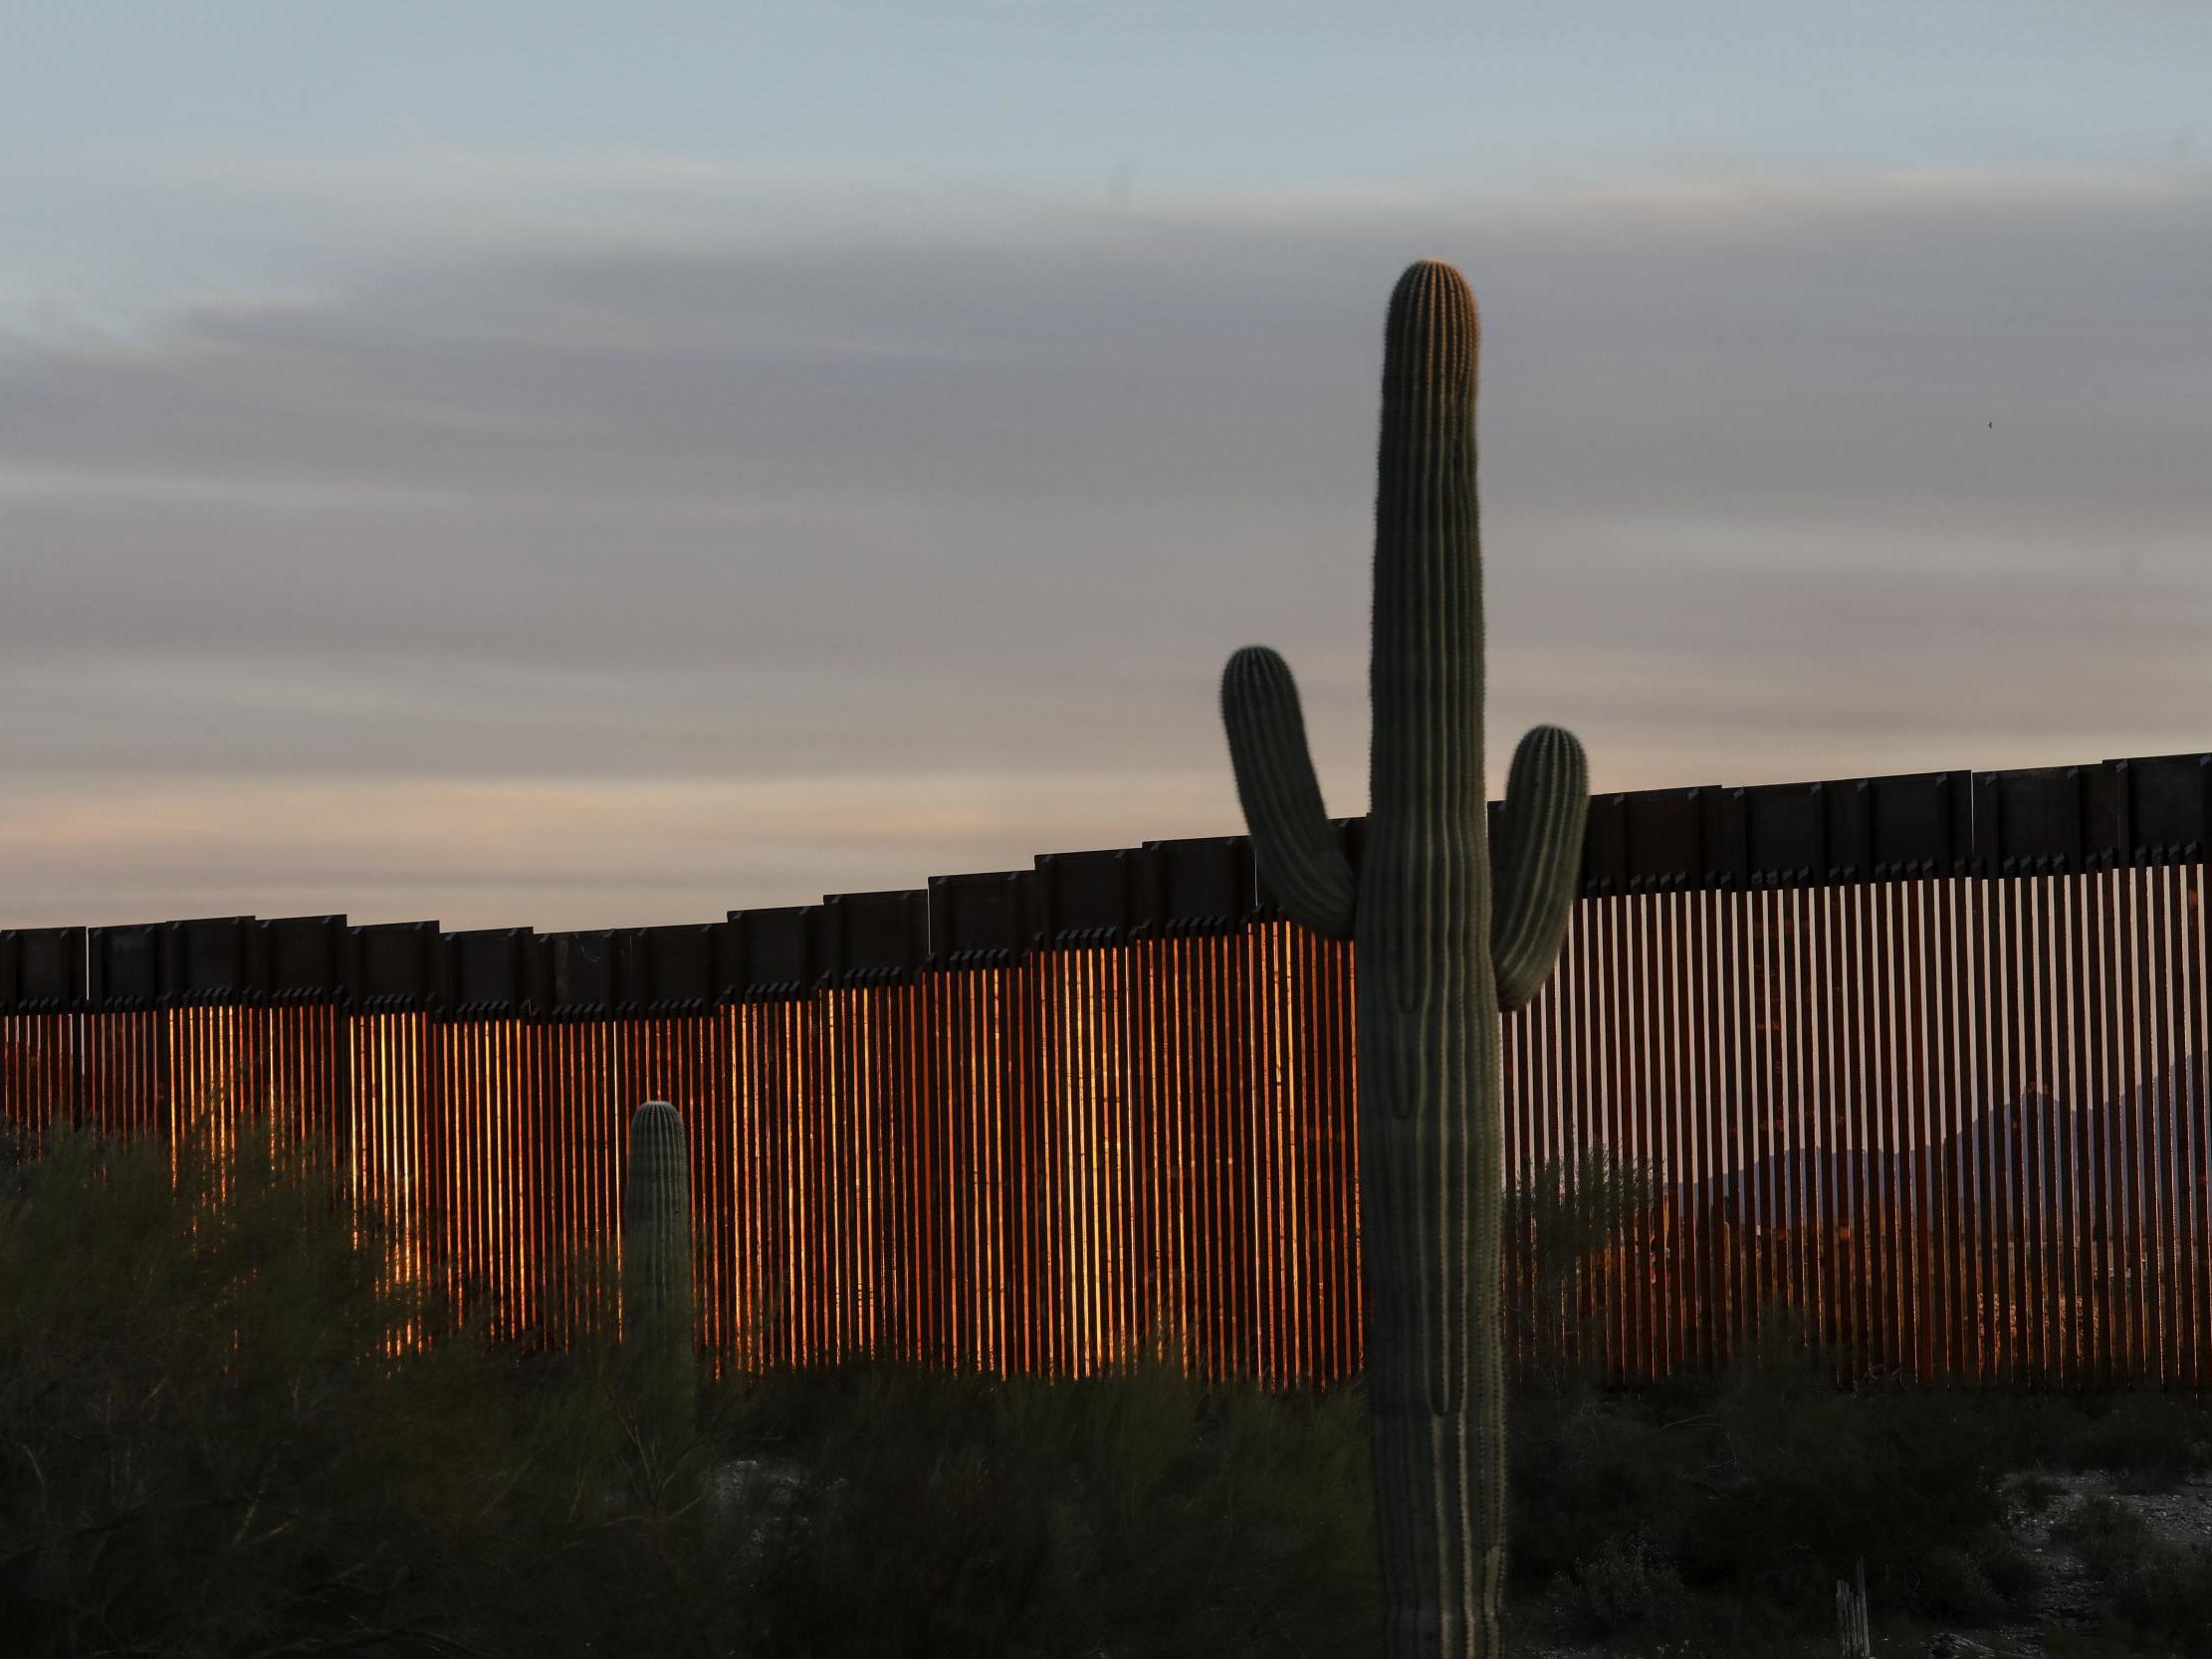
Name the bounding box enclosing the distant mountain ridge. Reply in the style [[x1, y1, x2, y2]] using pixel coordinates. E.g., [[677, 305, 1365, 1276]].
[[1608, 1052, 2212, 1226]]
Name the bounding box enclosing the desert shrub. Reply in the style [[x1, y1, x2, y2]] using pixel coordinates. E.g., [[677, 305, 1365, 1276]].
[[2052, 1495, 2212, 1648], [0, 1121, 1381, 1658], [1505, 1146, 1662, 1389], [2010, 1468, 2069, 1516], [1684, 1339, 2033, 1622], [735, 1351, 1379, 1658], [1509, 1374, 1697, 1589], [1958, 1384, 2212, 1495], [2068, 1394, 2212, 1494], [1547, 1526, 1689, 1640], [8, 1110, 2205, 1656], [0, 1112, 39, 1204], [0, 1120, 769, 1658], [1978, 1533, 2047, 1610], [0, 1123, 511, 1655], [1905, 1543, 2017, 1626], [1509, 1310, 2049, 1638], [465, 1272, 765, 1659]]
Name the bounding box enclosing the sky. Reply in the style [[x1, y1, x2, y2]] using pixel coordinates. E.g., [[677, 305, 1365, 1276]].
[[3, 2, 2209, 933]]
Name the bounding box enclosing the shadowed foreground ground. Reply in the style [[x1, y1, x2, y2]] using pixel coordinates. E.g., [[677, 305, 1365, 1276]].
[[1, 1125, 2205, 1658]]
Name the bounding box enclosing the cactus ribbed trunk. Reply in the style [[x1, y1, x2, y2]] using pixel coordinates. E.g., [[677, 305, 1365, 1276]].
[[1219, 259, 1589, 1659], [1360, 261, 1501, 1659], [622, 1099, 694, 1432]]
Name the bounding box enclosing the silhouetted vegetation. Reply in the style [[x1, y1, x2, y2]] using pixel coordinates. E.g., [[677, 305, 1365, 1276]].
[[2048, 1495, 2212, 1649], [1, 1121, 2205, 1656], [0, 1123, 1378, 1657]]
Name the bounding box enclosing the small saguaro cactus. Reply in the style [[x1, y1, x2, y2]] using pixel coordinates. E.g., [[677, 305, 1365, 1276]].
[[621, 1099, 694, 1424], [1219, 260, 1589, 1659]]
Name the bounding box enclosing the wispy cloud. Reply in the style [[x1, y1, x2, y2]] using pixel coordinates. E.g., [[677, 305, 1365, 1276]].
[[3, 159, 2208, 930]]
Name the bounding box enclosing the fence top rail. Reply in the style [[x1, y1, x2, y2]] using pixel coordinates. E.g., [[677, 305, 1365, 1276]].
[[6, 748, 2210, 1011]]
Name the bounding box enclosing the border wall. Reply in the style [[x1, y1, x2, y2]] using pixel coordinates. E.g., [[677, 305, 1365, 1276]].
[[6, 753, 2212, 1389]]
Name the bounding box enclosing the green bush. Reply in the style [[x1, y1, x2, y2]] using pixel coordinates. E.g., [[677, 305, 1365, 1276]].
[[2052, 1495, 2212, 1647], [731, 1352, 1379, 1658], [4, 1113, 2208, 1656], [1548, 1527, 1689, 1640], [0, 1120, 769, 1657], [1949, 1384, 2212, 1496], [2071, 1395, 2212, 1494], [1507, 1312, 2049, 1637], [0, 1120, 1382, 1658], [2010, 1468, 2068, 1516], [1503, 1146, 1661, 1386], [1, 1123, 511, 1654]]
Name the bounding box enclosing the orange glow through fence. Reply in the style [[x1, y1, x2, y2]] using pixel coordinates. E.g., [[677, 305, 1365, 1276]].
[[6, 874, 2212, 1389]]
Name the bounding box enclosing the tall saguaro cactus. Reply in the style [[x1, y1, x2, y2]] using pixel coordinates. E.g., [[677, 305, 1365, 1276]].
[[621, 1099, 695, 1432], [1219, 260, 1588, 1659]]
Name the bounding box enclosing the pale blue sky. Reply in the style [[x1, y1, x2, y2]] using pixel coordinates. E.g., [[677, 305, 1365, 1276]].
[[2, 4, 2209, 932], [4, 2, 2206, 183]]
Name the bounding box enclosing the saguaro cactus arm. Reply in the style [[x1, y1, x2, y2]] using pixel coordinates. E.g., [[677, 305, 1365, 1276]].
[[1490, 724, 1589, 1011], [1221, 644, 1358, 939]]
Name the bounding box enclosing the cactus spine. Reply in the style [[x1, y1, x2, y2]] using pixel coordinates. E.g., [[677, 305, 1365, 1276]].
[[621, 1099, 694, 1426], [1220, 260, 1588, 1659]]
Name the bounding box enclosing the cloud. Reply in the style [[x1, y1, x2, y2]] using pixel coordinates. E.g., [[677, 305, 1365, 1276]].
[[2, 159, 2209, 930]]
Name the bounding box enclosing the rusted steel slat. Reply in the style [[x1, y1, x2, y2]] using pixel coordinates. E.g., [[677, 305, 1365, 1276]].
[[2153, 866, 2183, 1386], [2194, 864, 2211, 1389]]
